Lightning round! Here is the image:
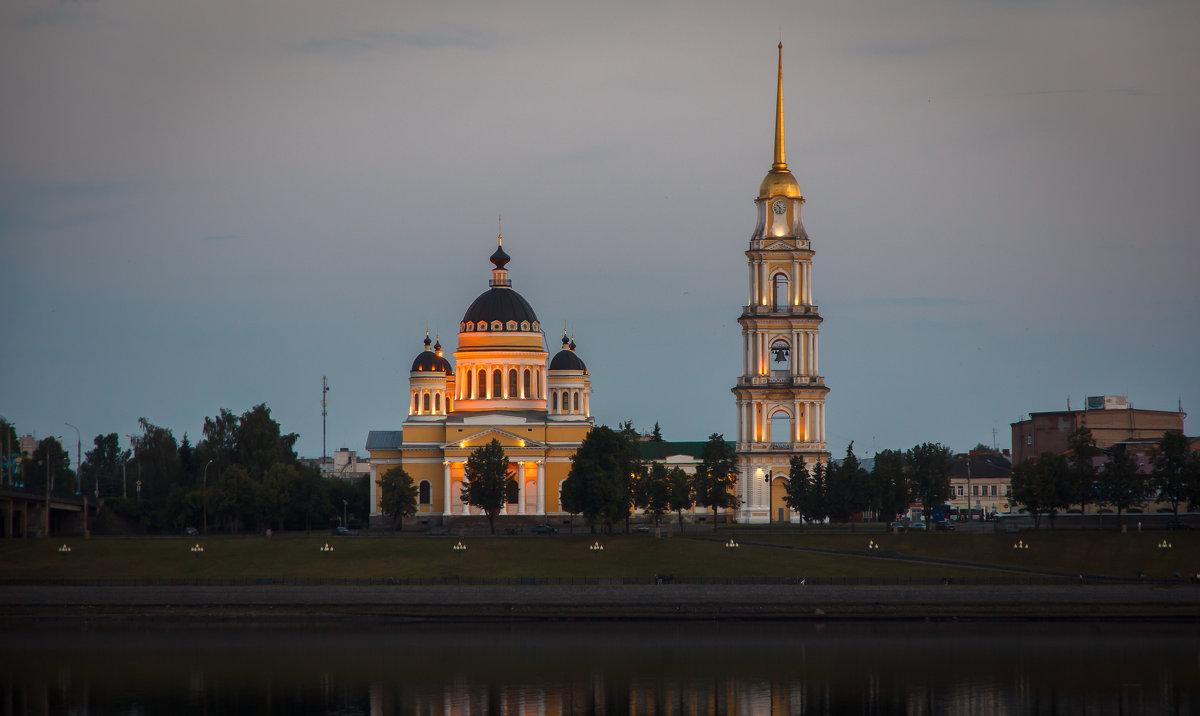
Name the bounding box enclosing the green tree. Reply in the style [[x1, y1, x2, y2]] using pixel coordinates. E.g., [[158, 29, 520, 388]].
[[1011, 453, 1070, 529], [0, 418, 19, 487], [377, 465, 419, 531], [81, 433, 126, 498], [1097, 445, 1146, 528], [826, 443, 869, 523], [562, 426, 635, 532], [1066, 428, 1101, 529], [462, 439, 516, 534], [1038, 452, 1072, 529], [642, 462, 671, 527], [261, 462, 297, 532], [130, 418, 181, 505], [291, 465, 330, 535], [693, 434, 739, 529], [234, 404, 298, 480], [650, 422, 664, 442], [872, 449, 908, 522], [328, 476, 369, 529], [666, 467, 693, 529], [211, 464, 249, 533], [26, 437, 74, 495], [904, 442, 952, 528], [783, 456, 812, 521], [1152, 431, 1196, 519]]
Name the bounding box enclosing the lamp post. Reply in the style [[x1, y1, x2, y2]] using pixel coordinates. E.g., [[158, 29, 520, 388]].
[[64, 423, 83, 497], [202, 460, 213, 535], [765, 469, 773, 525], [342, 498, 349, 528]]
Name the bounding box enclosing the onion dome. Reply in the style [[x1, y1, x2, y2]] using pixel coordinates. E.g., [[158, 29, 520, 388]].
[[411, 332, 453, 374], [461, 241, 540, 330], [550, 333, 587, 372]]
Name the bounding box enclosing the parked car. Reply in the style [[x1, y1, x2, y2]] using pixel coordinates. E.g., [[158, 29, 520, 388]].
[[933, 522, 956, 531], [333, 525, 358, 536], [888, 521, 907, 531], [908, 521, 927, 532], [1165, 520, 1193, 531], [184, 527, 199, 536], [531, 524, 557, 535], [633, 525, 651, 533]]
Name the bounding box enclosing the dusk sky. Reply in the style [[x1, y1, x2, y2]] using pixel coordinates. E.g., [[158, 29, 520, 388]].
[[3, 0, 1197, 468]]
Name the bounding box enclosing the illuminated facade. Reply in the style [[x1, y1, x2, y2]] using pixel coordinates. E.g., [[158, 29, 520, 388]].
[[366, 239, 593, 526], [732, 44, 830, 524]]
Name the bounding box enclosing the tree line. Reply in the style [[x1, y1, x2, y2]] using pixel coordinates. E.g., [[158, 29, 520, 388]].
[[0, 409, 366, 534], [1010, 428, 1199, 529], [374, 423, 959, 532]]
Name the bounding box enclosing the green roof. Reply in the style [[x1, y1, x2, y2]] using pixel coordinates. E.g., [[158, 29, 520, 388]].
[[638, 441, 734, 461]]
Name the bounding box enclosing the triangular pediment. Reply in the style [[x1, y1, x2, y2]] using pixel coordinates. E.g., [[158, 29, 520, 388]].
[[444, 427, 545, 450], [765, 240, 794, 251]]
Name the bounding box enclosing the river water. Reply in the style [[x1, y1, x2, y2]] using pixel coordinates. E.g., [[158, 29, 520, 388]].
[[2, 622, 1196, 715]]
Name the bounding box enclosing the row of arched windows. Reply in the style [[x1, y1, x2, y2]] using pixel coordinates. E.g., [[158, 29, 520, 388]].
[[550, 389, 584, 414], [462, 365, 543, 400], [411, 389, 450, 416]]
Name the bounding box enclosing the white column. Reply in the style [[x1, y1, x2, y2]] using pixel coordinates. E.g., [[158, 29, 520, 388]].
[[792, 259, 800, 306], [748, 262, 755, 306], [814, 333, 819, 375], [517, 462, 526, 515], [742, 331, 749, 376], [536, 461, 546, 515], [793, 400, 800, 442], [442, 461, 452, 515], [759, 260, 767, 305]]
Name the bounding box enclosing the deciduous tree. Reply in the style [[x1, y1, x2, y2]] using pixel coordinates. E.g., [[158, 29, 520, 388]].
[[462, 439, 515, 535], [1066, 428, 1100, 528], [1098, 445, 1145, 527], [563, 426, 634, 532], [693, 433, 739, 530], [904, 442, 952, 528], [377, 465, 419, 531], [666, 467, 693, 529], [1152, 431, 1196, 519]]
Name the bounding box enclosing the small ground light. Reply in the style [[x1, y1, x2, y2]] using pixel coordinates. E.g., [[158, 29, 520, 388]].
[[867, 540, 878, 550], [58, 544, 71, 553], [589, 541, 604, 552], [190, 543, 204, 553], [1013, 540, 1030, 550], [725, 539, 739, 548], [1158, 540, 1172, 549], [452, 541, 467, 552], [320, 543, 334, 552]]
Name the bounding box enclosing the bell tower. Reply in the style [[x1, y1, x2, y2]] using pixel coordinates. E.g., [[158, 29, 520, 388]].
[[732, 42, 830, 524]]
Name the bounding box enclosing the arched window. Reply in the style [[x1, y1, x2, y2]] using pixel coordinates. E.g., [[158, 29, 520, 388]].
[[773, 273, 789, 310], [523, 369, 531, 399], [562, 390, 570, 413], [478, 369, 487, 398], [770, 410, 792, 444], [418, 480, 431, 505], [573, 391, 580, 411], [492, 369, 502, 398], [465, 371, 472, 399], [422, 393, 431, 413], [435, 393, 441, 412], [770, 339, 791, 370], [552, 392, 558, 411], [411, 393, 417, 414], [509, 369, 518, 398], [535, 369, 541, 398]]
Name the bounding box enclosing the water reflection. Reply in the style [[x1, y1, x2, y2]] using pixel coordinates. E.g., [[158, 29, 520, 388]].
[[2, 622, 1196, 715]]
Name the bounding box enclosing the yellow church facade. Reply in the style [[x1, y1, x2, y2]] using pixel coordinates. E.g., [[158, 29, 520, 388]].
[[366, 241, 594, 526]]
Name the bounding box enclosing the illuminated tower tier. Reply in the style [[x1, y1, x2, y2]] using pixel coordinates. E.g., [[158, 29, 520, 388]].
[[732, 43, 830, 524]]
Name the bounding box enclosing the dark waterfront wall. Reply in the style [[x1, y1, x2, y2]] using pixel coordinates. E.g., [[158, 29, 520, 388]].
[[2, 622, 1197, 715]]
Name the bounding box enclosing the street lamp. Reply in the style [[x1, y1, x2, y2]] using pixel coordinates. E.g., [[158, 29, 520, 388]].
[[202, 460, 213, 535], [764, 469, 773, 525], [64, 423, 84, 497], [343, 498, 348, 528]]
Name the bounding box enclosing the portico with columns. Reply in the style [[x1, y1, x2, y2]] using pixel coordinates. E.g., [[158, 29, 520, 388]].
[[732, 43, 830, 524]]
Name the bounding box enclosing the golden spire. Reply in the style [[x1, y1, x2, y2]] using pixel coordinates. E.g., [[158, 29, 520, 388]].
[[773, 41, 786, 171], [498, 215, 502, 245], [757, 41, 802, 201]]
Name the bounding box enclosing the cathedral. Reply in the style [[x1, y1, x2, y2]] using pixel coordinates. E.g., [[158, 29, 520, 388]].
[[366, 44, 827, 526], [366, 240, 594, 524]]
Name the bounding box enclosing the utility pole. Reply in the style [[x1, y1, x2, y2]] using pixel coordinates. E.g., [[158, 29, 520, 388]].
[[322, 376, 330, 471]]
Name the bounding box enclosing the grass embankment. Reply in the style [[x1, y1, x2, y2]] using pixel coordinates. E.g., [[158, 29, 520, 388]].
[[2, 529, 1195, 582]]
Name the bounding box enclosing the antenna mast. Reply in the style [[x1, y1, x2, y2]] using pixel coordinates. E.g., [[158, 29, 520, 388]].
[[322, 376, 330, 469]]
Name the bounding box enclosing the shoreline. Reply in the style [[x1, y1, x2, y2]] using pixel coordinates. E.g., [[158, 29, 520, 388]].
[[2, 584, 1197, 624]]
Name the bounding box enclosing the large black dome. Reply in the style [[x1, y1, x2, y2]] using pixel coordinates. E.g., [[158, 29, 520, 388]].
[[462, 288, 539, 327]]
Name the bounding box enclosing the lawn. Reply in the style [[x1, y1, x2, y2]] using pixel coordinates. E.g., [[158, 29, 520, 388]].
[[2, 528, 1195, 582]]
